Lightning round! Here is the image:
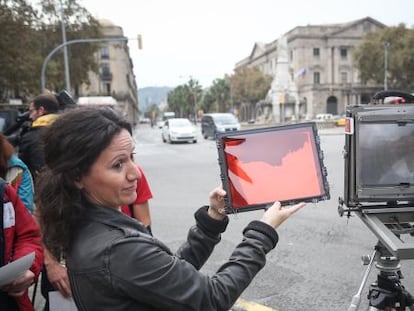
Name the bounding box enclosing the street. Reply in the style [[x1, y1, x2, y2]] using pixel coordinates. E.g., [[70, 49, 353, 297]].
[[133, 123, 414, 311], [31, 122, 414, 311]]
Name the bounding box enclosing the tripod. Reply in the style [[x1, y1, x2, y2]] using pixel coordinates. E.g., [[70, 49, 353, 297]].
[[348, 242, 414, 311]]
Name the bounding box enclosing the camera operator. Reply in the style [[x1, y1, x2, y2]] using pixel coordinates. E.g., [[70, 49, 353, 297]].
[[18, 93, 59, 182]]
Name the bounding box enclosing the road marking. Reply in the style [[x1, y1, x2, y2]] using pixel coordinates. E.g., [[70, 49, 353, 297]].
[[234, 298, 278, 311]]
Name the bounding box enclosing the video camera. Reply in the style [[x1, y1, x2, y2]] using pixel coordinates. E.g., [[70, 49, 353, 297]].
[[55, 89, 76, 110], [338, 90, 414, 259]]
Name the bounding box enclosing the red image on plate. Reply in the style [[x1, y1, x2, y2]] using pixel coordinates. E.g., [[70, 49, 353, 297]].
[[221, 125, 326, 209]]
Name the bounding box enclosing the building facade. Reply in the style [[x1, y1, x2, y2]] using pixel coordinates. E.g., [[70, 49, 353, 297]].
[[235, 17, 386, 122], [78, 19, 139, 125]]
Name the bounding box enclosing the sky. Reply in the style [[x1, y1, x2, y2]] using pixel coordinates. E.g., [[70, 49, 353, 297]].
[[80, 0, 414, 89]]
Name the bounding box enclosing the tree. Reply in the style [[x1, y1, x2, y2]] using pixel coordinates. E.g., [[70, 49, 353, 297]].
[[185, 77, 202, 121], [0, 0, 102, 101], [0, 0, 39, 100], [205, 78, 230, 113], [229, 67, 272, 107], [168, 77, 202, 120], [353, 24, 414, 91], [167, 85, 188, 117], [38, 0, 103, 92]]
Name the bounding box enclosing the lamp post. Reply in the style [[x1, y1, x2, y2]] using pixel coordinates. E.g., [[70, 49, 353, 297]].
[[56, 0, 71, 91], [41, 37, 135, 92], [384, 42, 390, 91]]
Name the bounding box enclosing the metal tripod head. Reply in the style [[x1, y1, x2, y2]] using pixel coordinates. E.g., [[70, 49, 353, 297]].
[[348, 242, 414, 311], [367, 242, 414, 311]]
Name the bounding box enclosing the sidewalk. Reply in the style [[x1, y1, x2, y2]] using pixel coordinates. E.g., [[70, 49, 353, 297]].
[[317, 125, 345, 135], [240, 121, 345, 135]]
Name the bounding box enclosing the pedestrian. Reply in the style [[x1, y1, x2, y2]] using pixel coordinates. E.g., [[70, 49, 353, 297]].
[[18, 92, 59, 182], [120, 165, 153, 234], [17, 92, 68, 311], [0, 178, 43, 311], [0, 134, 34, 213], [36, 107, 306, 311]]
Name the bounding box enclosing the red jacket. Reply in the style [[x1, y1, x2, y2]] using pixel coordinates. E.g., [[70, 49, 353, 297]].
[[1, 183, 43, 311]]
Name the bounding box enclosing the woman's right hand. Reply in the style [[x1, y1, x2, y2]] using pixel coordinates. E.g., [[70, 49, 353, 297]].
[[260, 201, 306, 229]]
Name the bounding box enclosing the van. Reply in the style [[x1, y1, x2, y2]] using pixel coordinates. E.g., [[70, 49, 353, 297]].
[[201, 113, 241, 139]]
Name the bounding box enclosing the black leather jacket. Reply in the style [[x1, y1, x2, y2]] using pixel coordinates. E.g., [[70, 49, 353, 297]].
[[67, 203, 279, 311]]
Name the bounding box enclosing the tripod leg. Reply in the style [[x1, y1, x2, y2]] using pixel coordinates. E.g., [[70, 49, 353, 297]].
[[348, 250, 377, 311]]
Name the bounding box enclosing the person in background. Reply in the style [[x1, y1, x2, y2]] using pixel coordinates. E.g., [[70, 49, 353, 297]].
[[0, 134, 34, 213], [17, 92, 65, 311], [18, 93, 59, 182], [120, 165, 153, 234], [36, 107, 306, 311], [0, 179, 43, 311]]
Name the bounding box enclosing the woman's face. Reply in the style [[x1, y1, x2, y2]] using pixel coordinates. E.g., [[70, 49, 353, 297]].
[[78, 129, 140, 209]]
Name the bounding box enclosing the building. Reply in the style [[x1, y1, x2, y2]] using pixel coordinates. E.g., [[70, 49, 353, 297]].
[[78, 19, 139, 125], [235, 17, 386, 122]]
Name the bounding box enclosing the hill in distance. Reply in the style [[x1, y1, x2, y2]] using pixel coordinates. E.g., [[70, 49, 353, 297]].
[[138, 86, 173, 112]]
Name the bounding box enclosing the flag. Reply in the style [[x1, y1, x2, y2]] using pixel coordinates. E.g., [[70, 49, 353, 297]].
[[295, 67, 307, 79]]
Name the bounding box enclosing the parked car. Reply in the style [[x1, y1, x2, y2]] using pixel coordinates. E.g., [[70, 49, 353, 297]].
[[314, 113, 334, 122], [161, 118, 197, 144], [201, 113, 241, 139]]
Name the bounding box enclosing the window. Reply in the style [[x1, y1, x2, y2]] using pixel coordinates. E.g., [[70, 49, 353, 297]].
[[103, 82, 111, 95], [340, 47, 348, 59], [102, 63, 111, 75], [101, 46, 109, 59], [363, 22, 372, 32], [313, 48, 320, 57], [341, 72, 348, 83], [314, 72, 320, 84]]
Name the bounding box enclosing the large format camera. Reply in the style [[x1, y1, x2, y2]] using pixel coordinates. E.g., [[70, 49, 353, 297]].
[[340, 90, 414, 310], [339, 90, 414, 260]]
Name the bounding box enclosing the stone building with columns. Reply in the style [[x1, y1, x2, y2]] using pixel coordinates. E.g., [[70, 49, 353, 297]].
[[235, 17, 386, 123]]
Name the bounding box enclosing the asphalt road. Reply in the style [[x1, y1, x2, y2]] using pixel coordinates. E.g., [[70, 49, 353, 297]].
[[134, 123, 414, 311], [32, 123, 414, 311]]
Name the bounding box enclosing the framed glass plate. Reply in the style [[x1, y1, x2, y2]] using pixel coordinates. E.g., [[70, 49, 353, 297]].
[[216, 122, 330, 213]]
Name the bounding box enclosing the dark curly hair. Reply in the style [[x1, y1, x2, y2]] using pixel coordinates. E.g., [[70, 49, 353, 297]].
[[36, 107, 131, 259]]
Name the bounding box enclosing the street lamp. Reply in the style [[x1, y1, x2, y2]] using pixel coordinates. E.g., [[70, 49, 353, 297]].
[[384, 42, 390, 91], [40, 36, 138, 92], [56, 0, 71, 91]]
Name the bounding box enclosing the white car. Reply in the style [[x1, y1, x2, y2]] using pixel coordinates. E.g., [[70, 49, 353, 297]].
[[162, 118, 197, 144]]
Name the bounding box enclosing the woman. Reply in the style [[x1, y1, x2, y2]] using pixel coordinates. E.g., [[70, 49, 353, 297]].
[[0, 134, 34, 213], [36, 107, 305, 311], [0, 179, 43, 311]]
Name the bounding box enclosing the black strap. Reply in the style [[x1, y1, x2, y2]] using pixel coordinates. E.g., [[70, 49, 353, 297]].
[[128, 204, 134, 218]]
